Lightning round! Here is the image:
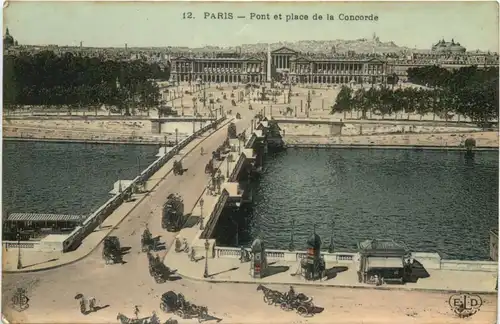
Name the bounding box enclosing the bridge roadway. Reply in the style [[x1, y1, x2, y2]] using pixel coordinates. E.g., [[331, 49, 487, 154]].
[[3, 110, 497, 324]]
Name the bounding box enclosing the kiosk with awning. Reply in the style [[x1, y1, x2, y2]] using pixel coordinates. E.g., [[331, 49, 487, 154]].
[[357, 239, 411, 285], [2, 213, 86, 240]]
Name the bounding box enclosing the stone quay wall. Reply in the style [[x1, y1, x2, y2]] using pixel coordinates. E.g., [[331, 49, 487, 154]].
[[274, 118, 484, 137], [3, 116, 214, 144]]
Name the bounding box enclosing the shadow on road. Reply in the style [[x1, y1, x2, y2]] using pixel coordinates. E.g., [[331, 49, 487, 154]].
[[324, 266, 348, 280], [22, 258, 59, 269], [201, 313, 223, 323], [264, 265, 290, 278], [209, 267, 239, 278]]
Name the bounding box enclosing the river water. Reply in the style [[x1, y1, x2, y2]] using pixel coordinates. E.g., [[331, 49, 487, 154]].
[[214, 148, 499, 260], [2, 141, 159, 216]]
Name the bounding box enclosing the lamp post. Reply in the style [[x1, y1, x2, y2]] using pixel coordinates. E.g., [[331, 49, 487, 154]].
[[226, 155, 231, 179], [203, 239, 210, 278], [16, 232, 22, 270], [234, 220, 239, 246], [203, 87, 207, 108], [288, 218, 295, 251], [192, 120, 196, 134], [137, 155, 141, 175], [175, 128, 179, 146], [199, 198, 205, 230], [328, 219, 335, 253]]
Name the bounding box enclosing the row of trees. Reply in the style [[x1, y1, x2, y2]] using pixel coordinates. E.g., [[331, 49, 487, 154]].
[[332, 66, 499, 124], [3, 51, 171, 115]]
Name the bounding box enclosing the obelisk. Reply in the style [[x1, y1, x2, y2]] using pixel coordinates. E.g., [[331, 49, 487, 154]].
[[267, 44, 271, 82]]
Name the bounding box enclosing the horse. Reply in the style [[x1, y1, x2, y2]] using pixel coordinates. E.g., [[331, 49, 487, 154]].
[[256, 284, 284, 305], [116, 313, 136, 324], [116, 313, 152, 324]]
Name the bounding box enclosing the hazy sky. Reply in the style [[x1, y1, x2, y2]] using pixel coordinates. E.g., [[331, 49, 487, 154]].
[[3, 1, 499, 51]]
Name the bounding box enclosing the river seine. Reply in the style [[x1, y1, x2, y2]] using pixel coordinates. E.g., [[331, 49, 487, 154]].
[[3, 141, 158, 216], [214, 148, 499, 260]]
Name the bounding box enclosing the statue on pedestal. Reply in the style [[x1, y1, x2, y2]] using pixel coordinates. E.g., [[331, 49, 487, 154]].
[[250, 238, 268, 278]]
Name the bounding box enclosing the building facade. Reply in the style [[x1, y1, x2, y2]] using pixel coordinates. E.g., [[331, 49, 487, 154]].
[[170, 55, 267, 84], [170, 47, 388, 85], [272, 47, 388, 84], [170, 45, 498, 85]]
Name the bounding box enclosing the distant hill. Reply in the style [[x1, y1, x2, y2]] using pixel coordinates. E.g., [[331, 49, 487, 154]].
[[185, 38, 418, 54]]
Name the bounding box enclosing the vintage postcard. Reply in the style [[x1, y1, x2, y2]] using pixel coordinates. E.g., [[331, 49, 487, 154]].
[[2, 1, 499, 324]]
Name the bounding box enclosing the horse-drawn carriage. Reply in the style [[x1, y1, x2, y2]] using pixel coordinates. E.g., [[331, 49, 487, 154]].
[[160, 291, 208, 323], [205, 159, 215, 175], [161, 193, 185, 232], [257, 285, 318, 317], [173, 160, 184, 176], [141, 228, 155, 252], [148, 252, 176, 283], [212, 150, 222, 161], [102, 236, 122, 265]]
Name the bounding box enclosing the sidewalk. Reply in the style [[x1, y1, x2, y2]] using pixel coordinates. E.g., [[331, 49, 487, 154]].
[[165, 249, 497, 294], [2, 117, 233, 273]]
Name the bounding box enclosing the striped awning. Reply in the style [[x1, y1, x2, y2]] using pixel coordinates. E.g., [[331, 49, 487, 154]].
[[367, 257, 403, 269], [6, 213, 85, 222]]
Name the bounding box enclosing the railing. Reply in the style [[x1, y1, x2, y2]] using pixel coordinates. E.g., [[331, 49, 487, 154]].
[[3, 241, 39, 249], [228, 152, 247, 182], [62, 116, 226, 252], [200, 189, 230, 239], [440, 260, 498, 272], [213, 246, 357, 262]]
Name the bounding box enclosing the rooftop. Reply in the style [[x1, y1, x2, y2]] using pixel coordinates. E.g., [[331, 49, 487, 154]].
[[6, 213, 86, 223]]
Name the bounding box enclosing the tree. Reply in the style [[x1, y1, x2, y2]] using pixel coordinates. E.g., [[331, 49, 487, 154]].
[[2, 50, 170, 114], [331, 86, 353, 119]]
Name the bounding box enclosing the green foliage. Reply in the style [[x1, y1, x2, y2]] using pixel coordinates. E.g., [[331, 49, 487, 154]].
[[331, 86, 353, 114], [3, 50, 170, 112], [330, 66, 498, 124]]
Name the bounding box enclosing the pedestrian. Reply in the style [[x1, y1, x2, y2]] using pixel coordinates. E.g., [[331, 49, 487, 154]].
[[134, 305, 140, 319], [79, 298, 87, 315], [88, 297, 96, 312]]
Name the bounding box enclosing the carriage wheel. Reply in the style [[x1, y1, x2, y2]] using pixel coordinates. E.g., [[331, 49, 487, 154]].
[[176, 309, 186, 319], [197, 310, 207, 323], [280, 303, 291, 311], [297, 306, 309, 316]]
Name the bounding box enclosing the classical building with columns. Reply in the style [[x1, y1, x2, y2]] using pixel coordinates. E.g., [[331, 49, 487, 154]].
[[170, 46, 389, 85], [271, 47, 388, 84], [170, 54, 267, 84]]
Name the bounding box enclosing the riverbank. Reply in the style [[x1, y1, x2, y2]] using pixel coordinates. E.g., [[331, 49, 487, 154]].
[[3, 136, 167, 146], [283, 131, 499, 149]]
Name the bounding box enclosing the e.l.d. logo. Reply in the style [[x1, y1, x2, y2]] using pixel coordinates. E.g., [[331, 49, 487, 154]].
[[449, 293, 482, 318], [11, 288, 30, 312]]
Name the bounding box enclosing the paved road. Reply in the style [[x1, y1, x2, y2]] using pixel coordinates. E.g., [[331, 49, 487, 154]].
[[2, 103, 497, 324]]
